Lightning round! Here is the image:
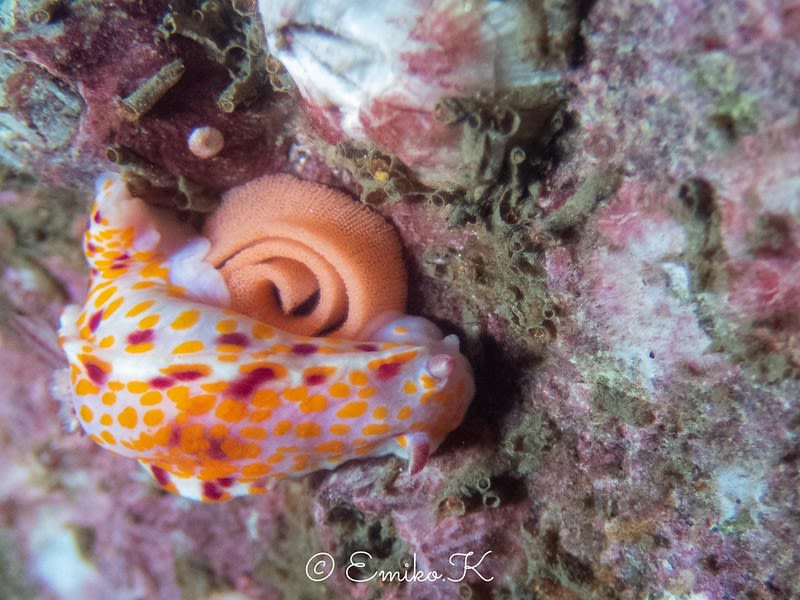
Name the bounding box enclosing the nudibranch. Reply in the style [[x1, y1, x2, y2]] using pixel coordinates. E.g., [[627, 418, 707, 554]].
[[58, 173, 474, 502]]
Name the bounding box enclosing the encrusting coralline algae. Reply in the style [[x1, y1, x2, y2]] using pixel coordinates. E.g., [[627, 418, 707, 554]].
[[0, 0, 798, 598]]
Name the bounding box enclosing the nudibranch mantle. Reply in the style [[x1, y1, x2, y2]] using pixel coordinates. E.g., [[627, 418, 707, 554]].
[[58, 173, 474, 502]]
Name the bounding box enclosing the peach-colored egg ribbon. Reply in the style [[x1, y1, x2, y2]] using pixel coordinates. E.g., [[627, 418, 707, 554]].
[[202, 174, 407, 339]]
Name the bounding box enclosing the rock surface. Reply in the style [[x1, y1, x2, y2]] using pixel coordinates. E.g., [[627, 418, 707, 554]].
[[0, 1, 798, 599]]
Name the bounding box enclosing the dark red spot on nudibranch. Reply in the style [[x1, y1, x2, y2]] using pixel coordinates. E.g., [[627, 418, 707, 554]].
[[151, 465, 170, 486], [149, 376, 174, 389], [84, 361, 107, 385], [202, 481, 223, 500], [228, 367, 276, 398], [355, 343, 379, 352], [377, 362, 402, 380], [93, 210, 102, 224], [207, 437, 226, 460], [171, 370, 204, 381], [111, 262, 127, 270], [168, 427, 181, 447], [305, 373, 327, 386], [127, 329, 154, 345], [88, 310, 103, 333], [215, 332, 250, 347], [292, 343, 318, 355], [87, 242, 97, 253], [217, 477, 234, 488]]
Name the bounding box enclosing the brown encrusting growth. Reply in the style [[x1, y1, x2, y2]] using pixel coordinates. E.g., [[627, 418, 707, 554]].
[[203, 174, 407, 338]]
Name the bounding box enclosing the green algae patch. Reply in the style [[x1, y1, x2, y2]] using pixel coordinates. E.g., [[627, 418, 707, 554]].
[[592, 373, 655, 428], [692, 54, 759, 146], [675, 177, 798, 382]]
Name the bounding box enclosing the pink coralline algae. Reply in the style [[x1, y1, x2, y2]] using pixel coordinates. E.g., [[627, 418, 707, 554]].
[[1, 0, 799, 599], [698, 126, 800, 377], [0, 0, 292, 193]]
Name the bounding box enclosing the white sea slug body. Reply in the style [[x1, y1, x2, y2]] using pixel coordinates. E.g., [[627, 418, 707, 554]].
[[57, 174, 475, 501]]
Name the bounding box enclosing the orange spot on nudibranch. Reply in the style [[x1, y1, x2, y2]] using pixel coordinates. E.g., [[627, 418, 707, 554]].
[[363, 423, 392, 436], [215, 319, 238, 333], [76, 379, 100, 396], [100, 430, 117, 445], [138, 314, 160, 329], [215, 398, 247, 423], [93, 285, 117, 308], [172, 340, 205, 354], [139, 390, 162, 405], [330, 423, 351, 436], [127, 381, 149, 393], [252, 389, 280, 409], [328, 382, 350, 398], [102, 297, 125, 319], [241, 463, 271, 478], [143, 409, 165, 427], [118, 406, 138, 429], [140, 262, 168, 280], [315, 440, 345, 454], [296, 422, 321, 438], [300, 394, 327, 413], [273, 420, 292, 435], [125, 300, 155, 317], [79, 404, 94, 422], [348, 371, 369, 386], [241, 426, 268, 440], [336, 401, 368, 419], [161, 363, 212, 381], [252, 323, 274, 339], [171, 309, 200, 330]]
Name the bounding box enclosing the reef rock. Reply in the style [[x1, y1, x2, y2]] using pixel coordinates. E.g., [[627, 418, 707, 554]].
[[0, 0, 799, 599]]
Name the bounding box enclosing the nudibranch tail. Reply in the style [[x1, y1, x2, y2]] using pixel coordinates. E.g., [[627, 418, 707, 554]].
[[58, 173, 475, 502], [407, 433, 432, 476]]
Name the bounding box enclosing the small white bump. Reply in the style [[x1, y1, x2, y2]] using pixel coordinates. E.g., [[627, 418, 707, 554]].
[[188, 126, 224, 159]]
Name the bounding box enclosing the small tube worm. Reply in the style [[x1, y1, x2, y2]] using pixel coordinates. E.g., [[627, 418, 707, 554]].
[[29, 0, 64, 24], [118, 59, 186, 121]]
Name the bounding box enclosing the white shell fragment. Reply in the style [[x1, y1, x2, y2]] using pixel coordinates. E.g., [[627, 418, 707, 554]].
[[258, 0, 560, 187]]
